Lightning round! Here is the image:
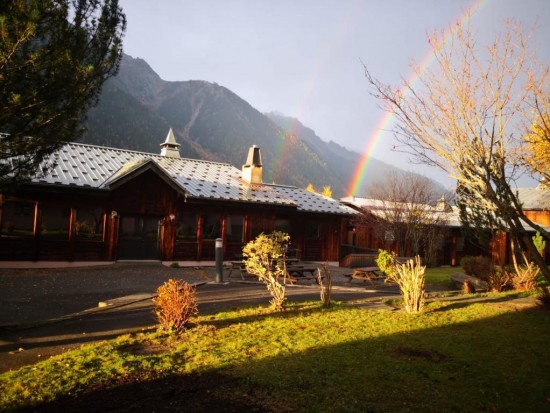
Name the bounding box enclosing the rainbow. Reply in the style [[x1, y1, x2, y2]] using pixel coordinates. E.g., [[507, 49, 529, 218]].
[[347, 0, 488, 196]]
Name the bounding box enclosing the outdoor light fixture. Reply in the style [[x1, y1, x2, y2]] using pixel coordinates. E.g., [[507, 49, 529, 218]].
[[110, 210, 118, 218]]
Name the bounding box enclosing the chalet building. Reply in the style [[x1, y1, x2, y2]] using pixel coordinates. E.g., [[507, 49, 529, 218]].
[[0, 130, 357, 263], [489, 186, 550, 265], [342, 188, 550, 267], [341, 196, 468, 266]]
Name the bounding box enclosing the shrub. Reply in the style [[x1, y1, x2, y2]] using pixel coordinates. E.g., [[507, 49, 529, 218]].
[[486, 266, 513, 292], [375, 249, 397, 278], [533, 231, 546, 257], [153, 279, 198, 332], [386, 255, 426, 313], [511, 262, 539, 291], [243, 231, 290, 311], [460, 256, 493, 281]]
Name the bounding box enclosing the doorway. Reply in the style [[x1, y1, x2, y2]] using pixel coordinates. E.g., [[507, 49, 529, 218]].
[[118, 215, 161, 260]]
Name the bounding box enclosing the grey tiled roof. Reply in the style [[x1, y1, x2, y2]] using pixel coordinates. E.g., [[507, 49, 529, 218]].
[[32, 142, 356, 215], [516, 186, 550, 210], [341, 196, 462, 227], [270, 185, 358, 215]]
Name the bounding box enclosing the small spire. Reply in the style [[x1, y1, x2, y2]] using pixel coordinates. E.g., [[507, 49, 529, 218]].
[[160, 128, 181, 158], [436, 194, 451, 212]]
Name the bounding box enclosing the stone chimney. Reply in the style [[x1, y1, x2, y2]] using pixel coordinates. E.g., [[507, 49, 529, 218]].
[[160, 128, 181, 158], [242, 145, 263, 184]]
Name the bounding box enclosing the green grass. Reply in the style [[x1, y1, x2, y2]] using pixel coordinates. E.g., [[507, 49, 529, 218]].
[[1, 295, 548, 412], [425, 266, 458, 288]]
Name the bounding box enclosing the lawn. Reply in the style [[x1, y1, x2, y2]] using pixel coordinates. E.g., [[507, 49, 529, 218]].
[[1, 292, 548, 412], [424, 266, 457, 288]]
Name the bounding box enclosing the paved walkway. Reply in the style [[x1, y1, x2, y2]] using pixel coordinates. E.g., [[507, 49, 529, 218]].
[[0, 262, 401, 373]]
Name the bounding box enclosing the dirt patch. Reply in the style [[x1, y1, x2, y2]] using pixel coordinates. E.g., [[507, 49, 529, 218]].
[[117, 342, 170, 356], [391, 347, 448, 363]]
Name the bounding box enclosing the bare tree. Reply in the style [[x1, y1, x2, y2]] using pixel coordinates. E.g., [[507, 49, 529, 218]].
[[363, 20, 550, 281], [364, 171, 449, 265]]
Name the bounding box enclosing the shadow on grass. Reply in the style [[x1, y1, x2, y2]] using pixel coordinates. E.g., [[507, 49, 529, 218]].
[[12, 371, 267, 413], [10, 306, 550, 413]]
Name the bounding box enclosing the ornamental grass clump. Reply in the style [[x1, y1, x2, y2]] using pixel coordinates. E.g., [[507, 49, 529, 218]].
[[378, 250, 426, 313], [153, 279, 198, 332], [511, 262, 539, 291], [243, 231, 290, 311]]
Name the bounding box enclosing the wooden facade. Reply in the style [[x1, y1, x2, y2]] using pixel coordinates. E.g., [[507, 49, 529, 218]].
[[342, 195, 550, 267], [344, 215, 485, 267], [0, 142, 355, 263]]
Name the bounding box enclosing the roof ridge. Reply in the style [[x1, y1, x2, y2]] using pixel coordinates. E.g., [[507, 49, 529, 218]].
[[66, 141, 233, 167], [263, 182, 298, 190]]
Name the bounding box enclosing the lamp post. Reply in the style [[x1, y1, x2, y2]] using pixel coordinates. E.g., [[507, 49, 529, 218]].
[[215, 238, 223, 283]]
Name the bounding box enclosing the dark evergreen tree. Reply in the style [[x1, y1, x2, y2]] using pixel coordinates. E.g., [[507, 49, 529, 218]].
[[0, 0, 126, 188]]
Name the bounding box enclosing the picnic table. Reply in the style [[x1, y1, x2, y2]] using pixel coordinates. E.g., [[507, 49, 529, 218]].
[[346, 266, 386, 285], [283, 265, 320, 285], [226, 259, 305, 281], [226, 260, 247, 280]]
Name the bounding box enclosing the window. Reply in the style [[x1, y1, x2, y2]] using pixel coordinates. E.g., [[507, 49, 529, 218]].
[[121, 217, 139, 238], [41, 206, 70, 239], [120, 216, 160, 240], [0, 200, 35, 237], [75, 207, 104, 241], [202, 215, 221, 240], [176, 214, 197, 241], [456, 236, 465, 252], [306, 222, 320, 239], [226, 215, 244, 242], [275, 219, 291, 234]]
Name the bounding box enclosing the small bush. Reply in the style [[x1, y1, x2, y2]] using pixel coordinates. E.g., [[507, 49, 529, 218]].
[[486, 266, 513, 292], [153, 279, 198, 332], [511, 262, 539, 291], [533, 231, 546, 257], [243, 231, 290, 311], [376, 249, 397, 277], [460, 256, 493, 281], [170, 262, 180, 268]]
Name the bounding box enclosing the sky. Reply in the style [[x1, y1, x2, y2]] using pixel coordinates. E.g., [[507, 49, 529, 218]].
[[118, 0, 549, 190]]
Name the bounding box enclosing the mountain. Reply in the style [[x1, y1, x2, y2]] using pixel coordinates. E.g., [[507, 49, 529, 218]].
[[264, 112, 407, 195], [81, 54, 444, 198]]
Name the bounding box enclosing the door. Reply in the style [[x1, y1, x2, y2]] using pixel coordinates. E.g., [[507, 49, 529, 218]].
[[118, 215, 161, 260]]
